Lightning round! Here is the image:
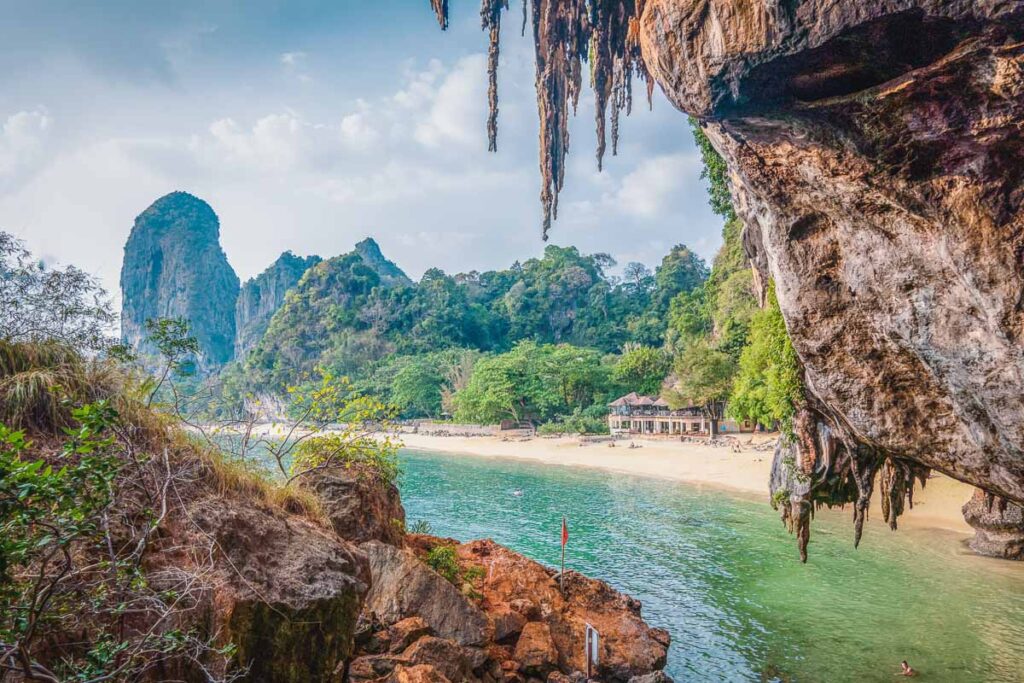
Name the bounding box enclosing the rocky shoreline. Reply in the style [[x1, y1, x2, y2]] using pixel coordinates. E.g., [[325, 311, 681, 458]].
[[306, 466, 671, 683]]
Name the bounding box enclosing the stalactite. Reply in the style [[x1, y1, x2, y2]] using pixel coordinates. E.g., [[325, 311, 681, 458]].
[[432, 0, 651, 237], [879, 457, 929, 531], [770, 406, 935, 561], [431, 0, 449, 30], [482, 1, 509, 152]]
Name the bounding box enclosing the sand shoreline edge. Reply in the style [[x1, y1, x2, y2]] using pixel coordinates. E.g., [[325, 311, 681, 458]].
[[394, 432, 976, 536]]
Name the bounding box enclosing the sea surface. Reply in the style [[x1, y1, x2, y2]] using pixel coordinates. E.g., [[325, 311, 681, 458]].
[[398, 448, 1024, 683]]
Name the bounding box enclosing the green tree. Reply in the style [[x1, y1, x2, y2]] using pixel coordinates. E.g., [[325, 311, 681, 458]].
[[391, 356, 445, 418], [613, 345, 671, 395], [0, 232, 116, 353], [452, 342, 562, 424], [729, 283, 803, 430], [665, 340, 736, 435], [653, 244, 709, 313]]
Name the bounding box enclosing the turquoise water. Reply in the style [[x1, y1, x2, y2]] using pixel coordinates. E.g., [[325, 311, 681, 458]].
[[398, 449, 1024, 682]]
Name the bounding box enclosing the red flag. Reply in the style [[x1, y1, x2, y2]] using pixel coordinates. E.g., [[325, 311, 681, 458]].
[[561, 517, 569, 546]]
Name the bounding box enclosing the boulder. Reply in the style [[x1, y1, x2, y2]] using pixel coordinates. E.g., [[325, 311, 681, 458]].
[[628, 673, 674, 683], [389, 617, 435, 653], [302, 466, 405, 546], [178, 496, 370, 683], [514, 623, 558, 677], [401, 636, 471, 682], [963, 489, 1024, 560], [388, 664, 454, 683], [490, 606, 527, 644], [350, 654, 411, 681], [362, 540, 489, 646]]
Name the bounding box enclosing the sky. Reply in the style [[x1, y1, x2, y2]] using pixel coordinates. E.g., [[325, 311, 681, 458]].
[[0, 0, 723, 302]]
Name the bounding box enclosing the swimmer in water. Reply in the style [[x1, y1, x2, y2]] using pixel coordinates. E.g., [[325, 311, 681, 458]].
[[897, 661, 917, 677], [512, 489, 523, 497]]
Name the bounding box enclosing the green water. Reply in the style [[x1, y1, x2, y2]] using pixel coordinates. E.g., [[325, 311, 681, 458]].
[[397, 449, 1024, 682]]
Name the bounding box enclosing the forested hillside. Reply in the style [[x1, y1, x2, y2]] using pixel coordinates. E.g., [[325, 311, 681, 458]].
[[216, 238, 707, 429], [123, 124, 799, 435]]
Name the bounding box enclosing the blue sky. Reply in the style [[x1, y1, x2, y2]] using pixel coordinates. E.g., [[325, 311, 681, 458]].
[[0, 0, 722, 299]]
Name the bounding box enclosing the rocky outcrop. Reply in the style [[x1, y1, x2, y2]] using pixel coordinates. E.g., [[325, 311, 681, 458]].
[[338, 467, 673, 683], [300, 465, 407, 546], [458, 539, 670, 681], [355, 237, 412, 288], [168, 495, 371, 682], [639, 2, 1024, 555], [361, 540, 490, 646], [120, 191, 240, 370], [235, 251, 321, 358], [962, 488, 1024, 560]]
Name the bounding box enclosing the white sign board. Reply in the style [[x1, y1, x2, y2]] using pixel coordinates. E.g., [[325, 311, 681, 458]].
[[585, 622, 599, 676]]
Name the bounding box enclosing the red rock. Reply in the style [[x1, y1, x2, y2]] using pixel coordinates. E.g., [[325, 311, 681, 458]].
[[299, 464, 405, 546], [490, 606, 527, 643], [514, 623, 558, 676], [389, 617, 434, 653], [401, 636, 470, 682], [388, 664, 453, 683]]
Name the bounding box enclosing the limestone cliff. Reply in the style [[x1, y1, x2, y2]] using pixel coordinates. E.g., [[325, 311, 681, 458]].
[[636, 1, 1024, 557], [120, 191, 240, 370], [355, 237, 413, 288], [235, 251, 321, 359]]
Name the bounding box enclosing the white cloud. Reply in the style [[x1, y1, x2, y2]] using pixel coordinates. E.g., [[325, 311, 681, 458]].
[[205, 114, 303, 170], [280, 51, 306, 67], [0, 109, 52, 189], [339, 106, 379, 151], [614, 154, 699, 218], [412, 55, 487, 149]]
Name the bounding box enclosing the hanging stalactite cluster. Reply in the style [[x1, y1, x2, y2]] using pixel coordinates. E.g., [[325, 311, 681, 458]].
[[770, 407, 932, 562], [433, 0, 651, 238], [481, 1, 509, 152], [431, 0, 450, 29]]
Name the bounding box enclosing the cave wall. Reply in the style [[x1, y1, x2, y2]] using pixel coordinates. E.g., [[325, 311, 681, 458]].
[[639, 1, 1024, 506]]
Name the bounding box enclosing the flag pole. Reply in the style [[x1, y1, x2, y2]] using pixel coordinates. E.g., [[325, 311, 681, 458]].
[[560, 516, 567, 596]]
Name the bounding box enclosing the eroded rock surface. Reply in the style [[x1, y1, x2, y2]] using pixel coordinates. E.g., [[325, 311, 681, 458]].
[[640, 1, 1024, 554], [963, 488, 1024, 560], [302, 465, 407, 546], [174, 495, 371, 682], [361, 540, 490, 646]]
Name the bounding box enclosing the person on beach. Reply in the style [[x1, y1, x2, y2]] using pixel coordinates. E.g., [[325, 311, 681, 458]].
[[897, 660, 917, 677]]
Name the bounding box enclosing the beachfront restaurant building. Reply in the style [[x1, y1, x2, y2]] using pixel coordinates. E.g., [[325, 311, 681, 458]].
[[607, 392, 746, 436]]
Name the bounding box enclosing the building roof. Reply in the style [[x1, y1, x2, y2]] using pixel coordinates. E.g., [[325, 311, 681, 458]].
[[608, 392, 662, 407], [608, 392, 701, 410]]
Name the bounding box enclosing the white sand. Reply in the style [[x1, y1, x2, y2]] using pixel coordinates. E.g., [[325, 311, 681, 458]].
[[396, 432, 976, 535]]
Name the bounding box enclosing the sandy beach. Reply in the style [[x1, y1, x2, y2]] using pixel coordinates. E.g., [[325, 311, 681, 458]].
[[396, 431, 977, 535]]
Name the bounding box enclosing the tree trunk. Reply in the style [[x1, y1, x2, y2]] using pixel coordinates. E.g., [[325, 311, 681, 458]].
[[710, 418, 719, 436]]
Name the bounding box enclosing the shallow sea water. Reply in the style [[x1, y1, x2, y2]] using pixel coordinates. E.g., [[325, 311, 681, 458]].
[[398, 449, 1024, 682]]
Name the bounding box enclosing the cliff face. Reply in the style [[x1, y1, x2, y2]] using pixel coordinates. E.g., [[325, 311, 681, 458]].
[[639, 1, 1023, 555], [120, 192, 240, 370], [235, 251, 321, 359]]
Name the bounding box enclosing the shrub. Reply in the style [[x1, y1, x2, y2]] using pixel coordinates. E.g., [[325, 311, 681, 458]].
[[410, 519, 433, 534], [425, 545, 460, 584]]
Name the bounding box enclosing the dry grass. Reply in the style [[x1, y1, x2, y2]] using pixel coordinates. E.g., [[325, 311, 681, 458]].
[[3, 339, 328, 526], [187, 435, 328, 525]]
